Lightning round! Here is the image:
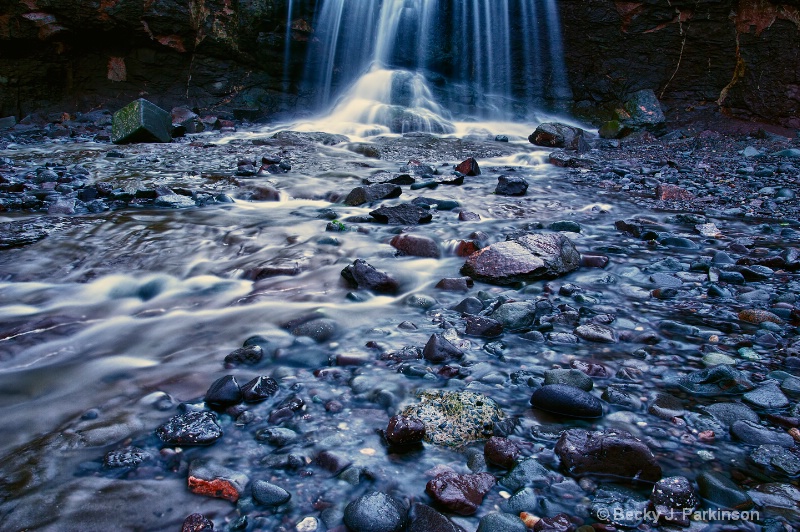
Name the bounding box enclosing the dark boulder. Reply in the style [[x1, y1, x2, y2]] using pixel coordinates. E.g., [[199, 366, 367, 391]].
[[341, 259, 400, 294], [344, 183, 402, 206], [343, 491, 408, 532], [111, 99, 172, 144], [484, 436, 519, 469], [240, 376, 279, 403], [390, 234, 441, 258], [455, 157, 481, 176], [529, 122, 585, 149], [425, 471, 496, 515], [204, 375, 242, 408], [423, 333, 464, 363], [495, 175, 529, 196], [385, 415, 426, 447], [370, 204, 433, 225], [156, 411, 222, 446], [408, 503, 466, 532], [554, 429, 662, 482], [530, 384, 603, 418]]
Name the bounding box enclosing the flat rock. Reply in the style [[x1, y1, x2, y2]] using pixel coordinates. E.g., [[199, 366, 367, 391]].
[[461, 233, 580, 286], [750, 446, 800, 476], [574, 323, 616, 343], [543, 369, 593, 391], [187, 459, 248, 502], [731, 420, 795, 447], [425, 471, 495, 515], [743, 383, 789, 409], [370, 204, 432, 225], [390, 234, 441, 258], [344, 183, 402, 206], [554, 428, 662, 482], [530, 384, 603, 418], [400, 390, 505, 446], [343, 491, 407, 532], [156, 411, 222, 446], [476, 512, 527, 532], [696, 471, 753, 510], [495, 175, 528, 196], [678, 365, 754, 395], [748, 483, 800, 522], [704, 402, 759, 427]]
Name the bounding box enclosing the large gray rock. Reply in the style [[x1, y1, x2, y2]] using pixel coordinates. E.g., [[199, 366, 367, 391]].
[[461, 233, 580, 286], [112, 99, 172, 144]]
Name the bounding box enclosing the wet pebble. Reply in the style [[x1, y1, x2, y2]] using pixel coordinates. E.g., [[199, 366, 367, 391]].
[[181, 513, 214, 532], [696, 471, 754, 510], [255, 427, 298, 447], [425, 471, 496, 515], [291, 318, 338, 342], [156, 411, 222, 446], [341, 259, 400, 294], [705, 402, 759, 427], [401, 390, 505, 446], [749, 445, 800, 476], [543, 369, 593, 391], [573, 323, 616, 343], [495, 175, 529, 196], [530, 384, 603, 418], [407, 502, 464, 532], [464, 315, 504, 338], [647, 393, 685, 419], [475, 512, 526, 532], [224, 345, 263, 366], [343, 491, 408, 532], [205, 375, 242, 408], [649, 476, 698, 520], [743, 383, 789, 409], [252, 480, 291, 507], [423, 333, 464, 363], [385, 415, 426, 447], [370, 203, 432, 225], [554, 429, 662, 482], [103, 446, 151, 469], [483, 436, 519, 469], [241, 376, 279, 402], [500, 457, 550, 492], [188, 459, 249, 502]]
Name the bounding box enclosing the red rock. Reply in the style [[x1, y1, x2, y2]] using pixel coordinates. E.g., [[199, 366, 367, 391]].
[[390, 234, 441, 258], [455, 240, 480, 257], [655, 183, 694, 201], [425, 471, 495, 515], [455, 157, 481, 176], [188, 476, 241, 502], [187, 459, 248, 502]]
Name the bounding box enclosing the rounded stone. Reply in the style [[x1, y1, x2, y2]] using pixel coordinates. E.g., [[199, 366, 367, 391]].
[[252, 480, 291, 507], [385, 415, 426, 446], [543, 369, 593, 391], [484, 436, 520, 469], [343, 491, 407, 532], [530, 384, 603, 418], [205, 375, 242, 408]]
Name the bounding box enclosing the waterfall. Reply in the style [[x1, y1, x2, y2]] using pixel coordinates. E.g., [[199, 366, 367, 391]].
[[298, 0, 571, 135]]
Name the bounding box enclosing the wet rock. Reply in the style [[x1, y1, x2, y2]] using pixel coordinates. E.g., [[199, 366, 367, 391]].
[[649, 476, 698, 521], [455, 157, 481, 176], [495, 175, 529, 196], [491, 301, 536, 329], [341, 259, 400, 294], [464, 315, 504, 338], [385, 415, 426, 447], [103, 447, 151, 469], [532, 514, 574, 531], [436, 277, 473, 292], [423, 334, 464, 363], [205, 375, 242, 408], [648, 393, 685, 419], [476, 512, 527, 532], [251, 480, 291, 507], [484, 437, 519, 469], [655, 183, 694, 201], [554, 428, 662, 482], [370, 204, 433, 225], [400, 390, 505, 446], [425, 471, 495, 515], [500, 486, 538, 514], [316, 450, 352, 474], [343, 491, 407, 532], [696, 471, 754, 510], [182, 513, 214, 532], [390, 234, 441, 258], [459, 211, 481, 221], [364, 172, 415, 186], [187, 459, 248, 503], [154, 194, 196, 208], [344, 184, 402, 206], [241, 376, 279, 403], [156, 411, 222, 446], [573, 323, 616, 343], [461, 233, 580, 286], [704, 402, 759, 428], [749, 483, 800, 522], [273, 131, 348, 145], [743, 383, 789, 409], [268, 394, 305, 424], [224, 345, 263, 366], [678, 365, 754, 395], [739, 309, 783, 325], [619, 90, 665, 135], [543, 369, 593, 391], [500, 457, 550, 492], [408, 502, 466, 532], [255, 427, 297, 447], [530, 384, 603, 418], [750, 446, 800, 476], [529, 123, 585, 150], [291, 318, 338, 342], [112, 99, 172, 144], [453, 296, 484, 315], [732, 420, 795, 447], [550, 220, 581, 233]]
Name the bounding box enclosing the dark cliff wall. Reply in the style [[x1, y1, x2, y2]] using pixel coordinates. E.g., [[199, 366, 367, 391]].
[[561, 0, 800, 128], [1, 0, 798, 127]]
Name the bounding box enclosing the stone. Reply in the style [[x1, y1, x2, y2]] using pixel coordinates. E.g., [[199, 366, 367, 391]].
[[484, 437, 519, 469], [425, 471, 495, 515], [573, 323, 616, 343], [476, 512, 527, 532], [696, 471, 754, 510], [738, 309, 783, 325], [655, 184, 694, 201], [344, 184, 402, 206], [181, 513, 214, 532], [748, 483, 800, 522], [252, 480, 291, 506], [549, 220, 581, 233], [408, 503, 465, 532], [224, 345, 263, 366], [743, 383, 789, 409], [341, 259, 400, 294], [648, 393, 685, 419], [750, 446, 800, 476], [370, 204, 433, 225], [529, 123, 585, 149], [187, 459, 248, 502], [390, 234, 441, 258], [650, 476, 698, 520], [436, 277, 474, 291], [500, 486, 538, 514], [704, 402, 759, 427], [461, 233, 580, 286], [255, 427, 298, 447], [400, 390, 505, 446], [111, 99, 172, 144], [154, 194, 196, 208], [731, 420, 795, 447], [459, 211, 481, 221], [343, 491, 407, 532], [678, 365, 754, 395], [291, 318, 338, 342], [491, 301, 536, 330], [455, 157, 481, 176], [464, 315, 504, 338], [267, 394, 305, 424], [530, 384, 603, 418], [103, 447, 150, 469], [423, 334, 464, 363], [620, 90, 666, 133], [156, 411, 222, 446], [205, 375, 242, 408], [500, 457, 550, 492], [495, 175, 529, 196], [532, 514, 573, 531], [543, 369, 593, 391], [240, 376, 279, 402], [385, 415, 426, 446], [554, 429, 662, 482]]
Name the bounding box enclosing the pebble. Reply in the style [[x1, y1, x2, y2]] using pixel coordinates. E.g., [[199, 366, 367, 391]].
[[573, 323, 616, 343], [188, 459, 248, 502], [530, 384, 603, 418], [650, 476, 698, 518], [543, 369, 593, 391], [495, 175, 529, 196], [390, 233, 441, 258], [743, 383, 789, 409], [181, 513, 214, 532], [240, 376, 279, 402], [425, 471, 496, 515], [341, 259, 400, 294], [252, 480, 291, 506], [647, 393, 685, 419], [400, 390, 505, 446], [156, 411, 222, 446], [483, 437, 519, 469], [423, 333, 464, 363], [384, 415, 426, 447], [731, 420, 795, 447], [750, 445, 800, 476], [407, 503, 463, 532], [224, 345, 263, 366], [554, 429, 662, 482], [696, 471, 754, 510], [475, 512, 526, 532], [464, 315, 504, 338], [704, 402, 759, 427], [205, 375, 242, 408], [343, 491, 407, 532], [500, 457, 550, 492]]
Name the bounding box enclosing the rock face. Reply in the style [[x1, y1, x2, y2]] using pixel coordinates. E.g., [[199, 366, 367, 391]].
[[554, 429, 662, 482], [461, 233, 581, 286]]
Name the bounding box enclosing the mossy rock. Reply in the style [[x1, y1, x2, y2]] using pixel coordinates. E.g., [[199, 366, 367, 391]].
[[112, 99, 172, 144], [400, 390, 505, 446]]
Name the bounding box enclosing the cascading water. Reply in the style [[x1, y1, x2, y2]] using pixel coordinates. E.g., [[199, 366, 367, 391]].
[[296, 0, 571, 135]]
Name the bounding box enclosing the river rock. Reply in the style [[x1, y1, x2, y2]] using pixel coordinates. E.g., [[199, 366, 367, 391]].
[[648, 393, 685, 419], [484, 437, 519, 469], [731, 420, 795, 447], [187, 459, 248, 502], [529, 123, 585, 150], [500, 457, 550, 492], [476, 512, 527, 532], [543, 369, 593, 391], [344, 183, 402, 206], [495, 175, 529, 196], [400, 390, 505, 446], [464, 315, 504, 338], [390, 234, 441, 258], [750, 445, 800, 476], [696, 471, 754, 510], [455, 157, 481, 176], [554, 429, 662, 482], [370, 204, 433, 225], [112, 99, 172, 144], [620, 89, 666, 133], [156, 411, 222, 446], [678, 365, 754, 395], [436, 277, 474, 291], [423, 333, 464, 363], [649, 476, 698, 521], [743, 383, 789, 409], [181, 513, 214, 532], [385, 415, 426, 446], [291, 318, 338, 342], [704, 402, 759, 427], [241, 376, 279, 402], [530, 384, 603, 418], [748, 483, 800, 522], [461, 233, 580, 286], [425, 471, 496, 515], [341, 259, 400, 294], [252, 480, 291, 507], [205, 375, 242, 408], [574, 323, 616, 343], [408, 502, 466, 532], [343, 491, 408, 532], [224, 345, 263, 366], [103, 446, 151, 469]]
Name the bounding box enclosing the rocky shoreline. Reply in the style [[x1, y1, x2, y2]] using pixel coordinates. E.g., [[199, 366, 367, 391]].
[[0, 108, 799, 531]]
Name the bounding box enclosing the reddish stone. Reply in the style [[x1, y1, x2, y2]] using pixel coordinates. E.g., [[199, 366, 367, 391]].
[[425, 471, 495, 515], [390, 234, 441, 258], [655, 183, 694, 201], [455, 157, 481, 176], [181, 513, 214, 532], [484, 436, 519, 469], [455, 240, 480, 257], [188, 476, 241, 502], [580, 254, 609, 268]]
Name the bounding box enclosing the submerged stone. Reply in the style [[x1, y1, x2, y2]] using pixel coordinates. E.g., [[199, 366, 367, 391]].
[[554, 428, 662, 482], [156, 411, 222, 446], [425, 471, 495, 515], [530, 384, 603, 418]]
